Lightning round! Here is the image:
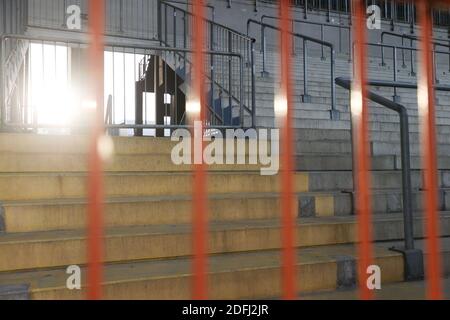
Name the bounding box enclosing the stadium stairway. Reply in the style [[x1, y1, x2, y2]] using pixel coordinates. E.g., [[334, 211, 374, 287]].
[[0, 133, 450, 299]]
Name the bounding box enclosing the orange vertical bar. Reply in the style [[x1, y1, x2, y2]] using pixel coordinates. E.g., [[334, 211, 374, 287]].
[[279, 0, 296, 300], [417, 0, 443, 300], [87, 0, 105, 300], [191, 0, 208, 300], [352, 0, 374, 300]]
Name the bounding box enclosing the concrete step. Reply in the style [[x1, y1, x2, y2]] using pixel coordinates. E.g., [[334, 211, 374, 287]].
[[300, 189, 450, 217], [0, 213, 449, 272], [0, 193, 291, 233], [306, 170, 450, 191], [0, 172, 309, 201], [302, 238, 450, 299], [0, 152, 268, 173], [296, 154, 450, 171], [0, 244, 403, 299]]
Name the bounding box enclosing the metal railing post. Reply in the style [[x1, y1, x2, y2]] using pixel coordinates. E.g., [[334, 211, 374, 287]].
[[399, 107, 414, 251], [262, 26, 268, 77], [410, 38, 415, 76], [327, 0, 331, 22], [157, 0, 162, 42], [401, 37, 406, 68], [228, 30, 232, 123], [433, 46, 439, 84], [321, 24, 325, 60], [173, 9, 177, 47], [239, 57, 244, 128], [302, 39, 310, 103], [210, 22, 215, 123], [120, 0, 124, 33], [330, 48, 337, 119], [250, 39, 256, 128], [393, 46, 398, 101], [292, 20, 296, 55], [0, 37, 4, 127], [304, 0, 308, 20]]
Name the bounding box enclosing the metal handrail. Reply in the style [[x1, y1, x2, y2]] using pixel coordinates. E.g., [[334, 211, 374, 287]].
[[1, 34, 250, 130], [363, 42, 450, 90], [164, 0, 216, 21], [381, 31, 450, 71], [159, 1, 253, 42], [260, 14, 351, 56], [247, 19, 336, 116], [335, 77, 415, 252], [158, 0, 256, 128]]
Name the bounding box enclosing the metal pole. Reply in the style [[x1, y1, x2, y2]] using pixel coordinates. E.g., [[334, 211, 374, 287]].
[[228, 30, 232, 122], [119, 0, 124, 32], [304, 0, 308, 19], [410, 38, 415, 76], [327, 0, 331, 22], [210, 22, 215, 121], [292, 20, 295, 55], [402, 37, 406, 68], [157, 0, 162, 42], [0, 37, 4, 127], [391, 0, 395, 31], [239, 58, 244, 127], [173, 9, 177, 47], [302, 39, 309, 102], [250, 39, 256, 128], [393, 46, 398, 100], [330, 48, 336, 118], [381, 33, 386, 66], [262, 26, 268, 76], [321, 25, 325, 60], [399, 108, 414, 250]]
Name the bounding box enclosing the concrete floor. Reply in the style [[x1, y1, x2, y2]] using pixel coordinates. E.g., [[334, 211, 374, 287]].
[[302, 277, 450, 300]]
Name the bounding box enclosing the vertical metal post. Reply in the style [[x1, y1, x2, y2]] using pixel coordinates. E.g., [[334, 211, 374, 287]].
[[0, 37, 4, 127], [119, 0, 124, 32], [292, 20, 296, 55], [433, 46, 438, 84], [410, 38, 415, 76], [321, 25, 325, 60], [228, 30, 232, 121], [401, 37, 406, 68], [173, 9, 177, 47], [262, 26, 268, 76], [399, 108, 414, 251], [304, 0, 308, 19], [302, 39, 310, 102], [393, 46, 398, 100], [410, 1, 415, 34], [210, 22, 215, 122], [157, 0, 162, 42], [250, 39, 256, 128], [239, 57, 244, 127], [417, 0, 443, 300], [391, 0, 396, 31], [327, 0, 331, 22], [330, 48, 336, 118]]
